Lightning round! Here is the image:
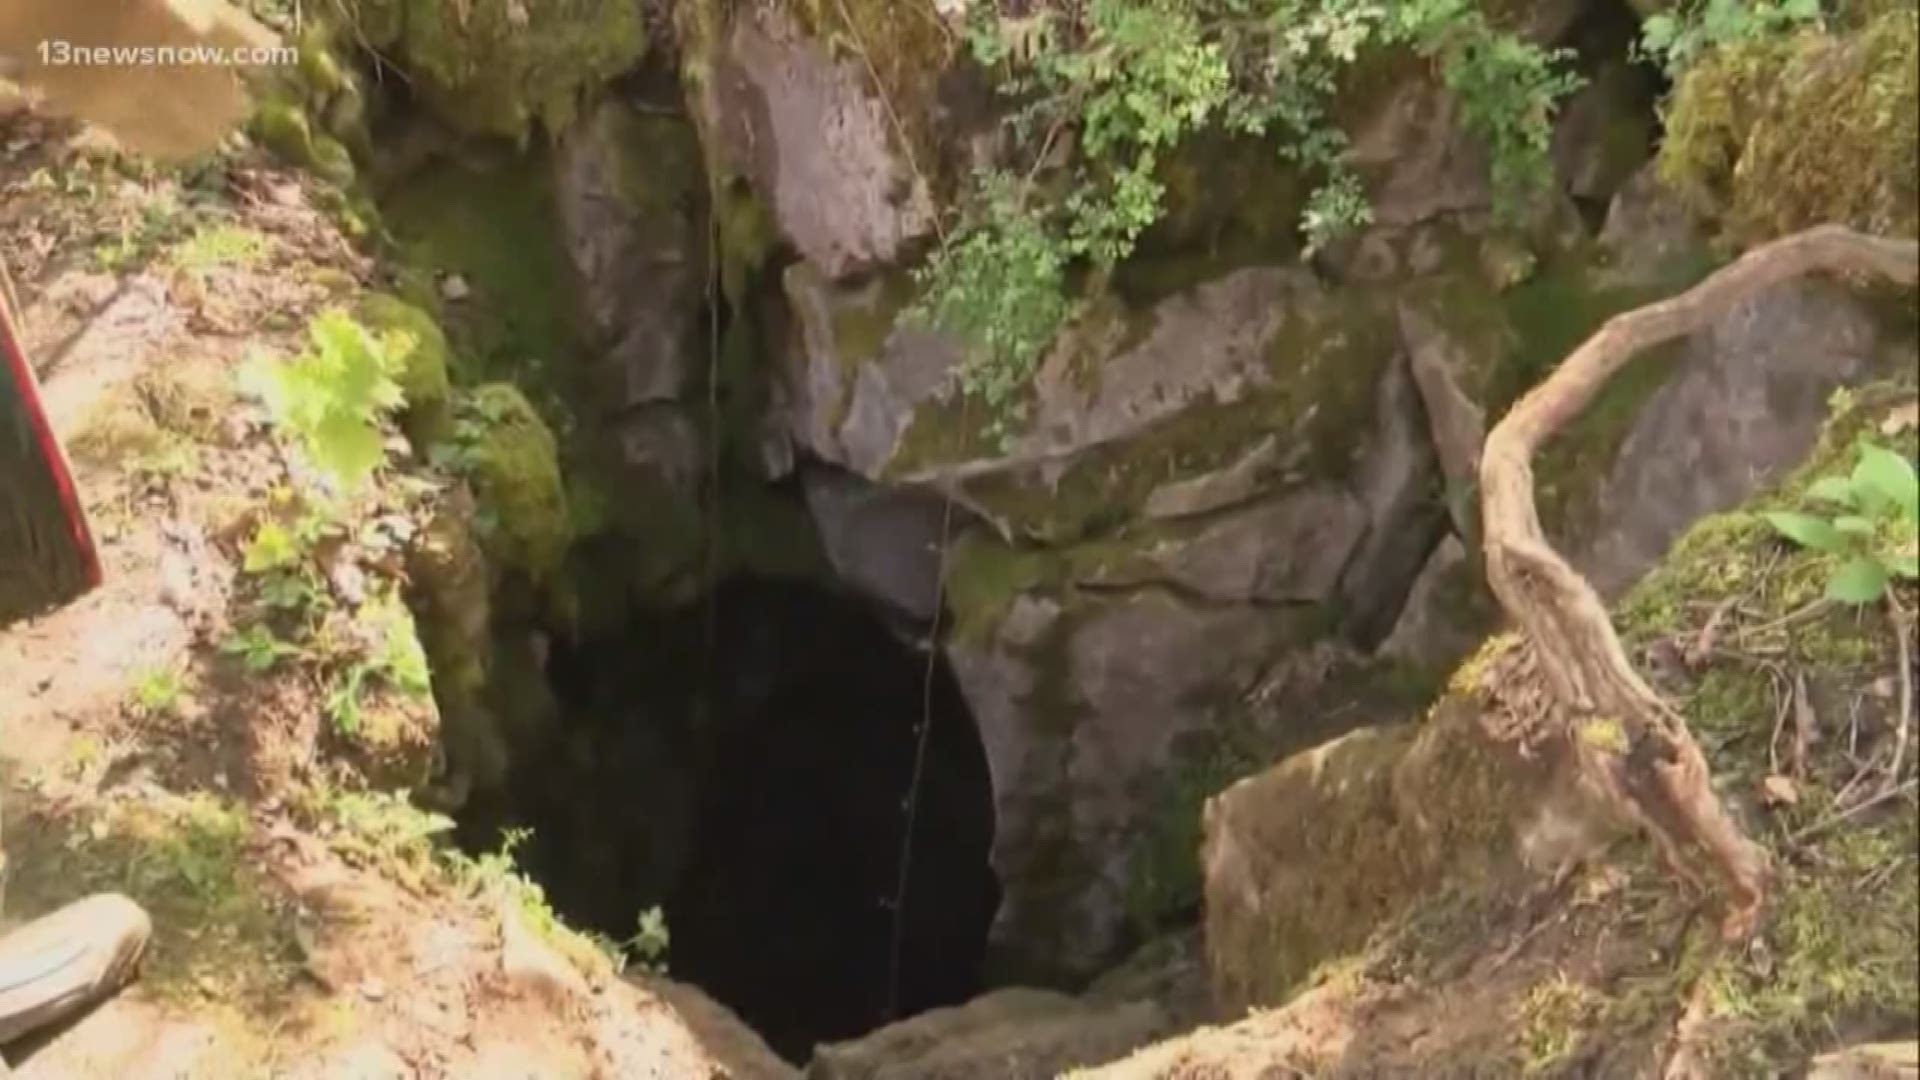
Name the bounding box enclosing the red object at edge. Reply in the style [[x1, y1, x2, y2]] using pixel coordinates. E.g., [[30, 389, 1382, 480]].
[[1, 288, 103, 593]]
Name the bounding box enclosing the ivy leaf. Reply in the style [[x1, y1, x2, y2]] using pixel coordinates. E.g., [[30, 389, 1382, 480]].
[[1852, 444, 1919, 520], [1765, 511, 1848, 555], [1826, 557, 1890, 604]]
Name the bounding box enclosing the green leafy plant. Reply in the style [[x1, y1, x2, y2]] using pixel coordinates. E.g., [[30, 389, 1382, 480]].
[[241, 518, 304, 573], [905, 171, 1071, 447], [1638, 0, 1823, 75], [243, 311, 406, 491], [325, 663, 375, 735], [1764, 439, 1919, 602], [323, 593, 433, 736], [914, 0, 1581, 443], [220, 624, 306, 672], [130, 664, 188, 717], [620, 907, 672, 975], [297, 785, 455, 892], [450, 827, 632, 974], [167, 223, 269, 274], [240, 507, 337, 618]]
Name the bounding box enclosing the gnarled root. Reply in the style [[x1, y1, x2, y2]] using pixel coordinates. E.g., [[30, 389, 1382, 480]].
[[1479, 225, 1919, 937]]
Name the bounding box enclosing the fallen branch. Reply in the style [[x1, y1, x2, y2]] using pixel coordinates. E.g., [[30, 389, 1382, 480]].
[[1480, 224, 1919, 939]]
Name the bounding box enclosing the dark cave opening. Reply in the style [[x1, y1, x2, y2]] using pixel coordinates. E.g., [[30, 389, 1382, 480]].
[[460, 574, 1001, 1061]]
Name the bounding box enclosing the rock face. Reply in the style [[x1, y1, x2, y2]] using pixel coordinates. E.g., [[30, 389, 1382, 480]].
[[1148, 488, 1368, 605], [780, 262, 959, 477], [761, 140, 1901, 978], [556, 100, 707, 414], [807, 988, 1177, 1080], [801, 465, 952, 622], [553, 97, 714, 598], [1574, 278, 1884, 597], [705, 5, 936, 279]]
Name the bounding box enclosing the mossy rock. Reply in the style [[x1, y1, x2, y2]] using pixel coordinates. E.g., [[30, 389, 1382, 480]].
[[356, 293, 456, 445], [404, 486, 508, 799], [895, 278, 1395, 543], [296, 28, 349, 98], [458, 383, 571, 582], [251, 99, 355, 187], [380, 149, 579, 380], [1204, 667, 1579, 1012], [382, 0, 648, 140], [785, 0, 967, 197], [1661, 7, 1919, 240]]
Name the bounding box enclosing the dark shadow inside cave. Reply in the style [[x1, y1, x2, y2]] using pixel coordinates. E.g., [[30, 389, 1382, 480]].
[[458, 574, 1000, 1061]]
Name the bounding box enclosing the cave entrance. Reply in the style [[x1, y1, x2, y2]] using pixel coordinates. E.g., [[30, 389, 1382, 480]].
[[468, 575, 1000, 1060]]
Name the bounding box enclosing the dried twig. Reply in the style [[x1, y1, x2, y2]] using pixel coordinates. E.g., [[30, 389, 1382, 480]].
[[1734, 597, 1833, 642], [1830, 745, 1882, 815], [1790, 778, 1920, 845], [1766, 666, 1791, 777], [1660, 965, 1722, 1080], [1790, 671, 1817, 779], [1848, 694, 1863, 761], [1883, 587, 1914, 796]]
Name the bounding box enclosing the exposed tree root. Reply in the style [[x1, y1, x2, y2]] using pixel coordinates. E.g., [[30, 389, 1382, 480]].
[[1479, 225, 1919, 939]]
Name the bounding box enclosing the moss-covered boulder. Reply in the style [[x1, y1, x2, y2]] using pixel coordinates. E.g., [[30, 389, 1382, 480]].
[[356, 292, 455, 445], [405, 484, 505, 805], [456, 383, 571, 583], [251, 98, 356, 186], [555, 99, 707, 404], [352, 0, 647, 140], [1660, 4, 1919, 240]]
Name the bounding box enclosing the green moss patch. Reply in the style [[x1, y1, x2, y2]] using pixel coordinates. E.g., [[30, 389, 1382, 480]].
[[379, 0, 647, 140], [452, 384, 572, 582], [895, 285, 1395, 541], [251, 98, 355, 186], [1661, 7, 1919, 240], [356, 292, 456, 445], [381, 149, 581, 386]]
